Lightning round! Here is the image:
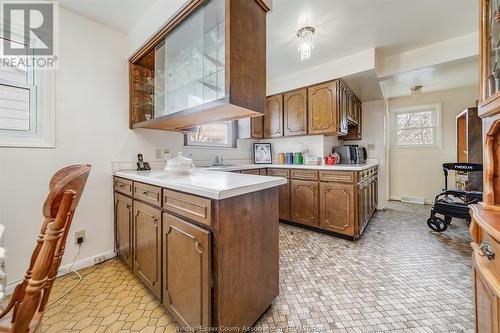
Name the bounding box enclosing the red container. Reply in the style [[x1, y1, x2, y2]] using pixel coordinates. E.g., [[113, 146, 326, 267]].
[[325, 155, 336, 165]]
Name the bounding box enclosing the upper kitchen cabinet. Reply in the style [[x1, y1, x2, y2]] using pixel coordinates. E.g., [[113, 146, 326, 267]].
[[129, 0, 271, 131], [264, 94, 284, 138], [479, 0, 500, 116], [308, 80, 347, 135], [283, 88, 307, 136]]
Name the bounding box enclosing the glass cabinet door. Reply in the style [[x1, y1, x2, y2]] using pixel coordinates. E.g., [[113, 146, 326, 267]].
[[162, 0, 225, 116], [485, 0, 500, 99]]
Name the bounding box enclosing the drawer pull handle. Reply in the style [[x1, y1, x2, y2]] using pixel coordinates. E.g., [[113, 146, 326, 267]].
[[479, 240, 495, 260]]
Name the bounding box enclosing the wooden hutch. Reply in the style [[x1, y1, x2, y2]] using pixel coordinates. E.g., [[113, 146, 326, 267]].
[[470, 0, 500, 332]]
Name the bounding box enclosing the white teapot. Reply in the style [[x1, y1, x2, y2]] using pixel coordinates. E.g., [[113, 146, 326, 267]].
[[164, 152, 195, 175]]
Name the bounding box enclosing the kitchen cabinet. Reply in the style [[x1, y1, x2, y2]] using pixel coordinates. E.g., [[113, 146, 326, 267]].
[[319, 182, 355, 236], [472, 263, 498, 333], [264, 94, 284, 138], [115, 193, 133, 269], [129, 0, 271, 131], [241, 169, 262, 175], [308, 81, 339, 135], [279, 180, 290, 220], [290, 180, 318, 227], [114, 176, 279, 331], [133, 201, 162, 299], [251, 116, 264, 138], [283, 88, 307, 136], [163, 213, 211, 329]]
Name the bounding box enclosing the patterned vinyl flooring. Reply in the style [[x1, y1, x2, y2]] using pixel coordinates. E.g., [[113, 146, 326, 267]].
[[42, 202, 473, 332]]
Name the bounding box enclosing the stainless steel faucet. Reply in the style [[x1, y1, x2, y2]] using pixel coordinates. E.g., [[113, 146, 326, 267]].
[[212, 153, 224, 166]]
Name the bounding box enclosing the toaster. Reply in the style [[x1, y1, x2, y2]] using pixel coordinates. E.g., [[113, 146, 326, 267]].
[[333, 145, 367, 164]]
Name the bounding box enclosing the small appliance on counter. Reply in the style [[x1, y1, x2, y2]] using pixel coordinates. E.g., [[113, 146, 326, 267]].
[[136, 154, 151, 171], [333, 145, 367, 164]]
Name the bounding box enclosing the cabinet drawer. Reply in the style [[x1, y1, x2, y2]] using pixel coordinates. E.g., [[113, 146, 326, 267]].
[[163, 190, 212, 226], [267, 168, 289, 178], [319, 171, 354, 184], [134, 182, 162, 206], [291, 169, 318, 180], [114, 177, 133, 196], [474, 227, 500, 281], [241, 169, 261, 175]]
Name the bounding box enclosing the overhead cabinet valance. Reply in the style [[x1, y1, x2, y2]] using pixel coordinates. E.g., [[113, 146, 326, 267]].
[[129, 0, 271, 131]]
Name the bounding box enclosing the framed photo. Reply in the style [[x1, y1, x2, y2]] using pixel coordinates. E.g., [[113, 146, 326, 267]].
[[253, 143, 272, 164]]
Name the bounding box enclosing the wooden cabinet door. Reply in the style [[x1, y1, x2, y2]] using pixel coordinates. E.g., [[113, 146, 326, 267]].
[[473, 259, 499, 333], [279, 180, 290, 220], [251, 116, 263, 138], [264, 94, 283, 138], [290, 180, 318, 226], [358, 183, 366, 234], [115, 193, 133, 269], [163, 213, 211, 330], [308, 81, 338, 135], [357, 102, 362, 139], [338, 83, 348, 135], [283, 89, 307, 136], [319, 183, 355, 236], [133, 201, 161, 299]]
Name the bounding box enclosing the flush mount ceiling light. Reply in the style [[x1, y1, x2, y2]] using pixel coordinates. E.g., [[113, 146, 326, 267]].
[[411, 85, 423, 96], [297, 26, 315, 61]]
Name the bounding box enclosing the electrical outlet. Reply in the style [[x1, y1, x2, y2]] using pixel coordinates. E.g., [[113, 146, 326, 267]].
[[93, 255, 105, 264], [367, 144, 375, 151], [155, 149, 162, 160], [74, 230, 85, 245]]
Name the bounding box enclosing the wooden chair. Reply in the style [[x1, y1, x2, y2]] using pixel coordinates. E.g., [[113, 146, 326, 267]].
[[0, 164, 91, 332]]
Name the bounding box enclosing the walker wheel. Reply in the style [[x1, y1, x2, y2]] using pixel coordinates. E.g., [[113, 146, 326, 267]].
[[427, 217, 448, 232], [444, 216, 452, 225]]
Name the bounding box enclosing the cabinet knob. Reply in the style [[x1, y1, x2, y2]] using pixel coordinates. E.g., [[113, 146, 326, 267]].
[[479, 240, 495, 260], [126, 204, 132, 209]]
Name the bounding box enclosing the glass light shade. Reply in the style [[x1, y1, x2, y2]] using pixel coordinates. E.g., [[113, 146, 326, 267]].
[[297, 26, 315, 61]]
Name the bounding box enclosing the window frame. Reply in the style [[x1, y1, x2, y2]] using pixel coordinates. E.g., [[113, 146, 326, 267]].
[[184, 121, 237, 148], [390, 103, 442, 150], [0, 22, 55, 148]]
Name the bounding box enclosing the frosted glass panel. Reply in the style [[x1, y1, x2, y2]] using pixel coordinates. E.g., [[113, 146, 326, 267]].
[[158, 0, 226, 116]]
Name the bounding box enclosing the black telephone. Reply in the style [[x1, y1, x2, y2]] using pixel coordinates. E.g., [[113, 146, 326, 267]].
[[136, 154, 151, 171]]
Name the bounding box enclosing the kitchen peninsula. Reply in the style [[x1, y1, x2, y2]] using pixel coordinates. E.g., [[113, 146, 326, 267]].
[[113, 170, 285, 331]]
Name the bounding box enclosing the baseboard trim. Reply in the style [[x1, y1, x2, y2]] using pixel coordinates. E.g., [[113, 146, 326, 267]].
[[390, 196, 432, 205], [5, 250, 117, 296]]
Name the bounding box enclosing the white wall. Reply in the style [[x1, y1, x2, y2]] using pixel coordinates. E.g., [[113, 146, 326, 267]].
[[343, 100, 388, 209], [388, 86, 479, 203], [0, 8, 128, 285], [262, 135, 339, 162]]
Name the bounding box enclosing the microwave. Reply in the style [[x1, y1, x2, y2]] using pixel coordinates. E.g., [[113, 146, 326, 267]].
[[333, 145, 367, 164]]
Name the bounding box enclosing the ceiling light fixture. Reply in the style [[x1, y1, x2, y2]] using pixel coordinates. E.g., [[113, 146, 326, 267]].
[[297, 26, 315, 61], [410, 85, 423, 96]]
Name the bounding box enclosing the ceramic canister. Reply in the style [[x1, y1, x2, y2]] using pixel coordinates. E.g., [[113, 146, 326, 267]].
[[294, 152, 303, 165], [285, 153, 294, 165], [277, 153, 285, 164]]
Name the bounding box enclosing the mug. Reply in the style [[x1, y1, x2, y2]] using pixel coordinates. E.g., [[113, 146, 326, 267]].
[[294, 152, 303, 165]]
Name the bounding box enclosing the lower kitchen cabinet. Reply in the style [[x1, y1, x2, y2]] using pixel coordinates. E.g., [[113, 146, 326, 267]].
[[114, 177, 280, 331], [279, 180, 290, 220], [163, 213, 211, 329], [115, 193, 133, 269], [319, 182, 355, 236], [133, 201, 162, 299], [290, 180, 318, 227]]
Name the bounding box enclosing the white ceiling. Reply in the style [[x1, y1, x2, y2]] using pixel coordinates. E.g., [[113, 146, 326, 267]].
[[267, 0, 477, 79], [379, 56, 479, 99], [60, 0, 157, 33]]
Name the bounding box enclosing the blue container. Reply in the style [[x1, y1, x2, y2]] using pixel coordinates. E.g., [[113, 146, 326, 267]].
[[285, 153, 294, 165]]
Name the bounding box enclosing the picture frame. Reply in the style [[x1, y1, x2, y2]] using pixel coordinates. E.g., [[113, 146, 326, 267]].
[[253, 143, 272, 164]]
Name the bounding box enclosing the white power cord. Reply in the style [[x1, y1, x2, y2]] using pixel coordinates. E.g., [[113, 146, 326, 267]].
[[47, 243, 83, 306]]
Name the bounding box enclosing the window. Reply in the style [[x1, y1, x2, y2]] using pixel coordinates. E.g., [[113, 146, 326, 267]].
[[0, 36, 55, 148], [185, 121, 236, 148], [391, 103, 441, 148]]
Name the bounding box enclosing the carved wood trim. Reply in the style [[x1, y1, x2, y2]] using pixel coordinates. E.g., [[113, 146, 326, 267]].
[[484, 119, 500, 206]]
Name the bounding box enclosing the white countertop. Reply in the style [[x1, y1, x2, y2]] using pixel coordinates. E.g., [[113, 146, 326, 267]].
[[202, 161, 379, 172], [115, 169, 287, 200]]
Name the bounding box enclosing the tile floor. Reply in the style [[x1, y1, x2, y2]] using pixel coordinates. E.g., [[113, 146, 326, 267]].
[[42, 202, 473, 332]]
